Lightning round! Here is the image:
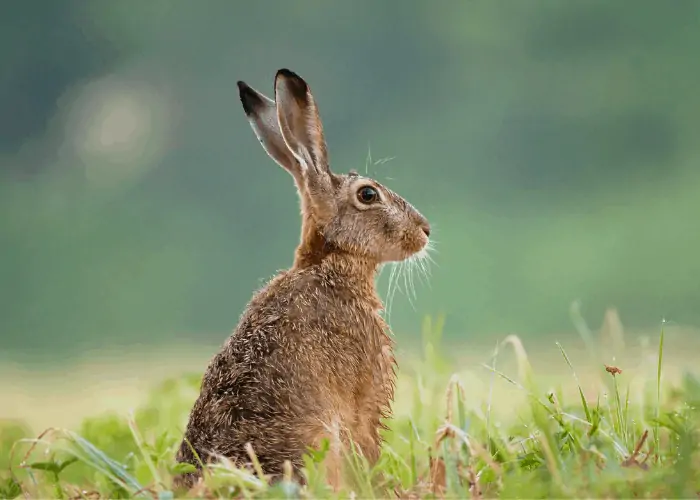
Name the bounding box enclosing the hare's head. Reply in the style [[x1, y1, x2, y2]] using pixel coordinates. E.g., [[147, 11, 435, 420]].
[[237, 69, 430, 266]]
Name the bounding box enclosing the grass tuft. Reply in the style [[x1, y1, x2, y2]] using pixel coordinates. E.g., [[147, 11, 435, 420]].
[[1, 319, 698, 498]]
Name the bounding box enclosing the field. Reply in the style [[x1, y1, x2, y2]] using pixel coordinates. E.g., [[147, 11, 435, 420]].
[[1, 314, 700, 498]]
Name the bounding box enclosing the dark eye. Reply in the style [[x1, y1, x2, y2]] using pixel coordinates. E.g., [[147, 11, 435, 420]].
[[357, 186, 379, 204]]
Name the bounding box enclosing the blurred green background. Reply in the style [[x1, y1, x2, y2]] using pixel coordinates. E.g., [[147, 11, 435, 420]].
[[2, 0, 699, 362]]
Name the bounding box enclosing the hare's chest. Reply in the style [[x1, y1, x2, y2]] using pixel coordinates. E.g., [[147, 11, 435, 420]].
[[352, 315, 395, 417], [365, 318, 395, 397]]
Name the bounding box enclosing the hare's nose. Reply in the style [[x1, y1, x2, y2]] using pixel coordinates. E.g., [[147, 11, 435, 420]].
[[421, 223, 431, 238]]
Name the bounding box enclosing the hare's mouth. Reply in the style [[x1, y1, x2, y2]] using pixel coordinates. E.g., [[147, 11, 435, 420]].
[[409, 228, 431, 255], [389, 241, 426, 264], [407, 228, 435, 264], [377, 227, 432, 263], [414, 243, 431, 260]]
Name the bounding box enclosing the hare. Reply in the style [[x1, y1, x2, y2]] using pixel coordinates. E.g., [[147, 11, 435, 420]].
[[174, 69, 431, 491]]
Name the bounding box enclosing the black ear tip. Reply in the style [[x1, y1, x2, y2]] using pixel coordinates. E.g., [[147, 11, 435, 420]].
[[275, 68, 309, 98], [237, 80, 263, 116], [276, 68, 299, 79]]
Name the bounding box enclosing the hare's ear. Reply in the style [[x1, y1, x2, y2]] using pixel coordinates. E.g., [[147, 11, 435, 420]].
[[237, 81, 305, 190], [274, 69, 330, 178]]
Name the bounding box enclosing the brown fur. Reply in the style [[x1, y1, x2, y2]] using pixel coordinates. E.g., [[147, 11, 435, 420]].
[[174, 69, 430, 491]]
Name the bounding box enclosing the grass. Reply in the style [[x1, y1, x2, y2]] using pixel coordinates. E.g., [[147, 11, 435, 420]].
[[1, 314, 700, 498]]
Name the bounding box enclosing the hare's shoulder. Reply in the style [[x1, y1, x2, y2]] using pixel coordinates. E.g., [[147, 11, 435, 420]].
[[250, 266, 380, 318], [226, 267, 384, 362]]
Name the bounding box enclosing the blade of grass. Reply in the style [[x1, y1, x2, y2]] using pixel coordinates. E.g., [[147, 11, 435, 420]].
[[408, 419, 417, 486], [611, 374, 624, 440], [655, 322, 665, 460], [485, 340, 501, 434], [556, 342, 591, 422], [127, 415, 164, 491], [623, 384, 630, 446]]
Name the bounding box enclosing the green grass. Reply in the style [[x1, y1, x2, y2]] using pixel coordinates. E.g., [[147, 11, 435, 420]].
[[1, 319, 699, 498]]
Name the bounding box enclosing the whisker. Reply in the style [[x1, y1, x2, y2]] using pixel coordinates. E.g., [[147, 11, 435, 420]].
[[403, 259, 411, 291], [364, 143, 372, 175], [408, 258, 418, 302], [401, 260, 409, 304], [403, 259, 419, 311], [385, 264, 393, 318], [385, 261, 399, 322], [381, 236, 437, 323], [374, 156, 396, 166], [391, 261, 405, 320], [414, 253, 430, 288]]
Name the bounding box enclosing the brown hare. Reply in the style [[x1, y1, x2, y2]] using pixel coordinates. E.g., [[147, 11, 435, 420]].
[[174, 68, 431, 491]]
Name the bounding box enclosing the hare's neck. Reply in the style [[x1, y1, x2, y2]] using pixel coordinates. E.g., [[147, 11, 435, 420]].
[[322, 254, 382, 308], [292, 227, 379, 287], [295, 246, 378, 279], [293, 218, 328, 269]]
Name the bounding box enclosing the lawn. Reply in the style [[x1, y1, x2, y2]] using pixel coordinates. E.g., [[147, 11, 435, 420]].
[[1, 314, 699, 498]]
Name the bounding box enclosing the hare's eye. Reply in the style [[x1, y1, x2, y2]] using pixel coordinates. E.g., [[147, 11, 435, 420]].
[[357, 186, 379, 204]]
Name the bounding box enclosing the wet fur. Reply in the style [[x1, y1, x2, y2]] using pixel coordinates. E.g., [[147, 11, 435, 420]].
[[174, 69, 430, 491]]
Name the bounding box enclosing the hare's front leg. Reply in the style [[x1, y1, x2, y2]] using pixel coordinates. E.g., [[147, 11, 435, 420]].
[[352, 343, 395, 465], [351, 415, 382, 464], [308, 415, 345, 492], [352, 385, 387, 466]]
